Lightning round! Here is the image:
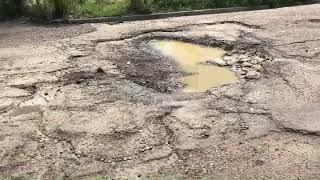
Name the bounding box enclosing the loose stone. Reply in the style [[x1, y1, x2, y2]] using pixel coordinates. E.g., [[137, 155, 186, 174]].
[[242, 62, 253, 67], [239, 71, 247, 75], [252, 64, 263, 71], [253, 56, 264, 63], [245, 71, 262, 79], [204, 59, 227, 66], [224, 56, 238, 65], [241, 67, 251, 72]]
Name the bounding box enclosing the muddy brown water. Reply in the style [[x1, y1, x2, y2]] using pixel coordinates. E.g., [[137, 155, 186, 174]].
[[150, 40, 238, 92]]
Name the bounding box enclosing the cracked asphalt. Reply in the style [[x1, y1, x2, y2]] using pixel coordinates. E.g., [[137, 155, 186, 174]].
[[0, 4, 320, 179]]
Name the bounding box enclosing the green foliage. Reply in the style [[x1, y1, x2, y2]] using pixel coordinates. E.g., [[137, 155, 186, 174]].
[[0, 0, 309, 19], [50, 0, 79, 18], [268, 0, 304, 7], [150, 0, 304, 11], [151, 0, 256, 11], [130, 0, 153, 14], [26, 0, 81, 19], [0, 0, 24, 19], [80, 0, 131, 17]]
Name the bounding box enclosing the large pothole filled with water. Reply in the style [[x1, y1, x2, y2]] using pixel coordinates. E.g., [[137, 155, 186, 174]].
[[149, 40, 238, 93], [96, 36, 273, 93]]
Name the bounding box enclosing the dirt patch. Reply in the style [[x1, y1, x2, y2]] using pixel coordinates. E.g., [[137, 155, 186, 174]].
[[150, 40, 237, 92], [61, 70, 108, 85]]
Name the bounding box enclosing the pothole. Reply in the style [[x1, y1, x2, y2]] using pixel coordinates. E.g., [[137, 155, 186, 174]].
[[149, 40, 238, 93], [97, 36, 272, 93]]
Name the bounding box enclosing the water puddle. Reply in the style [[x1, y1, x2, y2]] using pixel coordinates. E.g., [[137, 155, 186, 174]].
[[150, 40, 238, 92]]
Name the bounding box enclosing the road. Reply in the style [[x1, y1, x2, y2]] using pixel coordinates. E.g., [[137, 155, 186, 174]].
[[0, 4, 319, 178]]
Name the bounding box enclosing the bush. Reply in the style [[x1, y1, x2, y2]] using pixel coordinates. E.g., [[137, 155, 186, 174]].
[[25, 0, 80, 19], [80, 0, 131, 17], [130, 0, 153, 14], [51, 0, 79, 18], [0, 0, 24, 19], [0, 0, 310, 20]]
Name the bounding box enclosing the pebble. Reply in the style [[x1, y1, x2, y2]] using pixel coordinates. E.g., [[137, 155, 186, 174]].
[[96, 67, 105, 73], [245, 71, 262, 79], [241, 67, 251, 72], [252, 64, 263, 71], [224, 57, 238, 65], [238, 54, 248, 59], [253, 56, 264, 63], [250, 59, 258, 64], [222, 56, 233, 61], [239, 57, 250, 63], [239, 71, 247, 75], [238, 50, 246, 54], [242, 62, 253, 67], [205, 59, 227, 66]]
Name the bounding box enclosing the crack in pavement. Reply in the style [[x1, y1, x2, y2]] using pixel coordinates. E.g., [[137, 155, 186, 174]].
[[273, 38, 320, 47], [92, 20, 262, 44], [1, 5, 320, 177]]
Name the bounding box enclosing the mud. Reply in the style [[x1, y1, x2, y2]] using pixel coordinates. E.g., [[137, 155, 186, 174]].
[[0, 4, 320, 179], [150, 40, 237, 92]]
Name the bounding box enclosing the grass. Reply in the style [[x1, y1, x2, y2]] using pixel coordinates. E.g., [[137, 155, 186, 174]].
[[77, 0, 307, 17], [79, 0, 131, 17], [0, 0, 310, 19]]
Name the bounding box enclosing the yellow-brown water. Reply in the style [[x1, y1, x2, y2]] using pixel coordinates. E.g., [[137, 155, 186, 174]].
[[150, 40, 238, 92]]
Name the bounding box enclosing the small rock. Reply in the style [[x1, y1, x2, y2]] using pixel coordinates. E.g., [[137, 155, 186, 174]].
[[223, 56, 233, 61], [245, 71, 262, 79], [252, 64, 263, 71], [239, 57, 250, 63], [204, 59, 227, 66], [126, 61, 131, 65], [255, 160, 266, 166], [225, 52, 233, 56], [238, 54, 248, 59], [96, 67, 105, 74], [239, 71, 247, 75], [238, 50, 246, 54], [250, 59, 258, 64], [44, 92, 48, 96], [253, 56, 264, 63], [224, 56, 238, 65], [200, 132, 210, 139], [241, 67, 251, 72], [230, 65, 237, 71], [242, 62, 253, 67]]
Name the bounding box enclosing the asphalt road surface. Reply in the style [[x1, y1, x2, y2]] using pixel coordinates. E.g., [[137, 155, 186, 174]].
[[0, 4, 319, 179]]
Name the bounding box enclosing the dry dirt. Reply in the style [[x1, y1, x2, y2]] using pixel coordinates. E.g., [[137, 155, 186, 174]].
[[0, 4, 320, 179]]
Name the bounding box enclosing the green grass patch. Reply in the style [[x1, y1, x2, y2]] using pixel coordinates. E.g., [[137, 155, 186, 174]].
[[79, 0, 131, 17], [0, 0, 310, 20]]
